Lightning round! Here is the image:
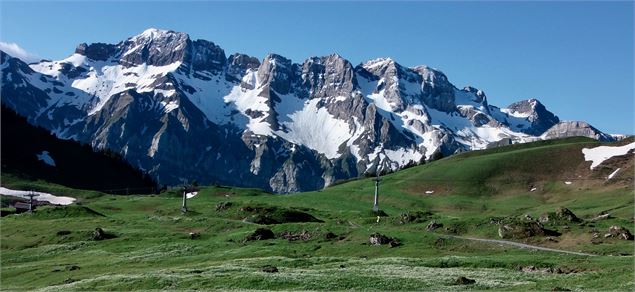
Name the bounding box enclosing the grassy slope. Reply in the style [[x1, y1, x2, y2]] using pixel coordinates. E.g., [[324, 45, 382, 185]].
[[1, 137, 633, 291]]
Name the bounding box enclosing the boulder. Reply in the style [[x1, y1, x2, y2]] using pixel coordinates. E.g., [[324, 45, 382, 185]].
[[498, 221, 560, 239], [65, 265, 80, 271], [56, 230, 71, 236], [426, 220, 443, 231], [398, 211, 432, 224], [92, 227, 114, 240], [540, 208, 582, 224], [555, 207, 581, 223], [369, 233, 392, 245], [245, 228, 275, 241], [324, 232, 338, 240], [369, 233, 401, 247], [189, 232, 201, 239], [261, 265, 278, 273], [388, 240, 401, 248], [93, 228, 104, 240], [280, 230, 311, 241], [604, 226, 634, 240], [454, 276, 476, 285], [215, 201, 233, 211], [519, 265, 560, 273]]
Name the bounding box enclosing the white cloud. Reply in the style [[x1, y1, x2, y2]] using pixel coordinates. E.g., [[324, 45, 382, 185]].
[[0, 42, 40, 63]]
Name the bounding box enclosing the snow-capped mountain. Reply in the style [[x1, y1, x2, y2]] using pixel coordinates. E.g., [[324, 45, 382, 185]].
[[0, 28, 616, 192]]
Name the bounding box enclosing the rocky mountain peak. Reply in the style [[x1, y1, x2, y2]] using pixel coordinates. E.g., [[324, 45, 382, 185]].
[[257, 53, 297, 94], [74, 29, 228, 73], [227, 53, 260, 79], [119, 28, 190, 67], [186, 39, 226, 72], [299, 54, 357, 99], [74, 43, 118, 61], [361, 58, 413, 81], [505, 99, 559, 135], [542, 121, 613, 141], [506, 98, 546, 118], [462, 86, 487, 103], [356, 58, 425, 111], [411, 65, 456, 112]]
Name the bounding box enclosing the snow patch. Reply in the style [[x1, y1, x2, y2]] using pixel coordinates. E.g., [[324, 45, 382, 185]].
[[501, 108, 531, 118], [607, 168, 621, 180], [384, 148, 421, 167], [160, 100, 179, 113], [148, 131, 163, 157], [582, 142, 635, 169], [276, 98, 351, 159], [175, 71, 240, 126], [29, 57, 182, 115], [0, 187, 75, 205], [36, 151, 56, 167]]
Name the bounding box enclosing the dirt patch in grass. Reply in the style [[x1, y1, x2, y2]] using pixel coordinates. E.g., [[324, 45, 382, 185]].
[[34, 205, 105, 218]]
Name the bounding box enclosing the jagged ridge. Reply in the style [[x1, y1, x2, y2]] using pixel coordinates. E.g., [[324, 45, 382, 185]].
[[0, 28, 616, 192]]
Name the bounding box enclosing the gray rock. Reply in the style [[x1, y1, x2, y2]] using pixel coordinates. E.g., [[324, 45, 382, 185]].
[[426, 220, 443, 231], [369, 232, 400, 247], [75, 43, 117, 61], [605, 226, 634, 240], [413, 65, 456, 112], [542, 121, 615, 142], [245, 228, 275, 241], [227, 53, 260, 79], [261, 265, 278, 273], [555, 207, 581, 223], [454, 276, 476, 285]]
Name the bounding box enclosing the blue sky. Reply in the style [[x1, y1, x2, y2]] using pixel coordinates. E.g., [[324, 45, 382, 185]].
[[1, 1, 633, 134]]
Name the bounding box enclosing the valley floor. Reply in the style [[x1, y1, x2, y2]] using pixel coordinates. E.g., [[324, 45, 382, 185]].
[[1, 182, 633, 291]]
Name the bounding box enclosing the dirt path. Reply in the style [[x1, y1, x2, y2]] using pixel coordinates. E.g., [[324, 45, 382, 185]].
[[446, 235, 598, 257]]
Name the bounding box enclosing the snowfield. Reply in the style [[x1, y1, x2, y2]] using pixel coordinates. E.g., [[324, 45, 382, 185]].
[[0, 187, 75, 205], [581, 142, 635, 169], [276, 98, 351, 159], [36, 150, 56, 167], [30, 56, 182, 116]]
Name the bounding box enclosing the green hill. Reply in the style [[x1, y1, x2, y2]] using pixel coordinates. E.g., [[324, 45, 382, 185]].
[[1, 137, 633, 290]]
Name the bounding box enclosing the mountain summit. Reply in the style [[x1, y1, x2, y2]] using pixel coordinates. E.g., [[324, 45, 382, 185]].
[[0, 28, 616, 192]]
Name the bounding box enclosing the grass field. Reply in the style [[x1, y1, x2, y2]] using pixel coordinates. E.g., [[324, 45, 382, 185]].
[[1, 138, 633, 291]]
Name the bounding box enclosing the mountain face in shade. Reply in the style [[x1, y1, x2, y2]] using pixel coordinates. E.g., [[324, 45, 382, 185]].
[[0, 28, 616, 192], [0, 105, 158, 193]]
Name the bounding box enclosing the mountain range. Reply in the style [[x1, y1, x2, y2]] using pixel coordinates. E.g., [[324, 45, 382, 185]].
[[0, 28, 618, 192]]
